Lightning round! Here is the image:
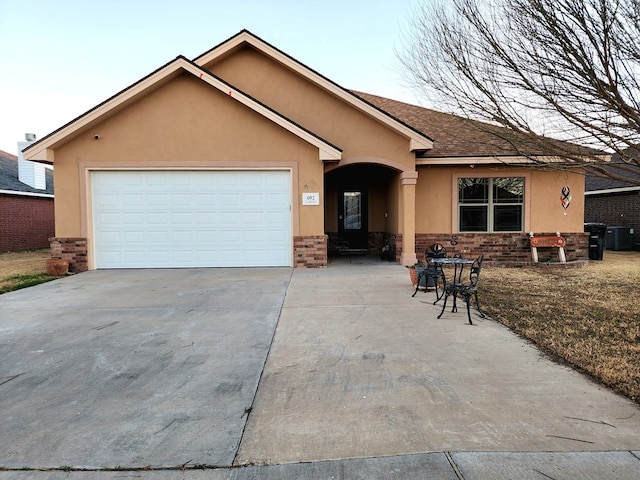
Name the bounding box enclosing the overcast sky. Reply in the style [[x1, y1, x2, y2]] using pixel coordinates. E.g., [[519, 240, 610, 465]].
[[0, 0, 424, 154]]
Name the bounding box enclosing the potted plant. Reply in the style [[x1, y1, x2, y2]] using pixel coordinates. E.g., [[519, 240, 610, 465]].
[[46, 258, 69, 276], [407, 260, 426, 287]]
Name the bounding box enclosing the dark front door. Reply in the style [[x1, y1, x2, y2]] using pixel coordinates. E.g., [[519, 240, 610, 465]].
[[338, 189, 368, 250]]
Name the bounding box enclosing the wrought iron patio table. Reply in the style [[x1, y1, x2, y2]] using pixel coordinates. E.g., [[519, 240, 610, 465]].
[[430, 257, 474, 306], [433, 256, 485, 324]]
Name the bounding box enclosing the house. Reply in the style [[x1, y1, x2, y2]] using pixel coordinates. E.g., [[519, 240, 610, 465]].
[[585, 154, 639, 250], [0, 148, 54, 252], [23, 30, 588, 272]]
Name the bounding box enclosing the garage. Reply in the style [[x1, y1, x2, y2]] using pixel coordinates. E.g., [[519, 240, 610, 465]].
[[91, 170, 292, 268]]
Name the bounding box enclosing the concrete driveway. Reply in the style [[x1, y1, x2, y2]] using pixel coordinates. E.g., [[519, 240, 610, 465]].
[[0, 268, 291, 469], [1, 260, 639, 478]]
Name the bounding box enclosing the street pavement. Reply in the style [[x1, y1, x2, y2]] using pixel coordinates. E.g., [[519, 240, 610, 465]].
[[1, 257, 639, 478]]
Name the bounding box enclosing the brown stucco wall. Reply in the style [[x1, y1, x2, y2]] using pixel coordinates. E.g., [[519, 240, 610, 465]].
[[52, 73, 323, 241], [415, 165, 585, 234], [206, 46, 416, 169]]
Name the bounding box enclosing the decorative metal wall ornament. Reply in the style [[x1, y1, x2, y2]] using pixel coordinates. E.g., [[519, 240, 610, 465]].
[[561, 185, 572, 215]]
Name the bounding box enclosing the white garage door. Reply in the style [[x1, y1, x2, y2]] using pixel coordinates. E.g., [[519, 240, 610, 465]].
[[92, 170, 291, 268]]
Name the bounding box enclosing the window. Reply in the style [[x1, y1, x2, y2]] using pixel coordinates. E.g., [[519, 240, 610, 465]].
[[343, 191, 362, 230], [458, 177, 524, 232]]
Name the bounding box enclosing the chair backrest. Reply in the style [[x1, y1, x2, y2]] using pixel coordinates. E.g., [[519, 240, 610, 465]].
[[469, 254, 484, 288], [426, 243, 447, 261]]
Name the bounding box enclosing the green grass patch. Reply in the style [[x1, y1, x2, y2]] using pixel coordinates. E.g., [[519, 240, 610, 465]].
[[0, 273, 57, 294]]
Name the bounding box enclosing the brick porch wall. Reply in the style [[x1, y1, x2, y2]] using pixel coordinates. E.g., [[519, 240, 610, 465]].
[[49, 237, 88, 273], [415, 232, 589, 265], [294, 235, 327, 268]]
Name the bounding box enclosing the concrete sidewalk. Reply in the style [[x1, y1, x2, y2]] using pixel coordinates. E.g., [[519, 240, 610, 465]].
[[1, 258, 639, 479]]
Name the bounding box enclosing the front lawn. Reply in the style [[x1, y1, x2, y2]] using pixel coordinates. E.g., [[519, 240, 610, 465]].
[[481, 251, 640, 404]]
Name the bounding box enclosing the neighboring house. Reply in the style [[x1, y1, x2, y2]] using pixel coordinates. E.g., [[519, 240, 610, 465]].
[[0, 148, 54, 252], [24, 30, 588, 272], [585, 155, 640, 250]]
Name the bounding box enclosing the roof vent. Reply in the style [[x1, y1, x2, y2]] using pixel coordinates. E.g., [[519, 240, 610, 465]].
[[25, 133, 36, 142]]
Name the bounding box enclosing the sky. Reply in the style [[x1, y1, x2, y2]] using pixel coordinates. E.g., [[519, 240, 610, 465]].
[[0, 0, 424, 154]]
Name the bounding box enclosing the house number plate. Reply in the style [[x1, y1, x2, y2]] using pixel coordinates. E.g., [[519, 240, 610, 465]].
[[302, 193, 320, 205]]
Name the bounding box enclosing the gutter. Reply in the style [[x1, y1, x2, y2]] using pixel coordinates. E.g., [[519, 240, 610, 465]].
[[0, 189, 54, 199], [585, 186, 640, 196]]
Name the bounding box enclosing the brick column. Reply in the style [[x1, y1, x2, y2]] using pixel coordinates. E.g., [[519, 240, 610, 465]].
[[293, 235, 328, 268], [49, 238, 88, 273]]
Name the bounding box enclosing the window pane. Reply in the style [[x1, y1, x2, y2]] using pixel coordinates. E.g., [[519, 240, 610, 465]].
[[493, 177, 524, 203], [458, 178, 488, 203], [343, 191, 361, 230], [494, 205, 522, 231], [460, 205, 488, 231]]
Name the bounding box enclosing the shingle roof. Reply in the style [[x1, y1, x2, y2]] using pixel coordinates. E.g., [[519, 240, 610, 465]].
[[353, 92, 531, 158], [0, 150, 54, 195], [585, 153, 640, 192]]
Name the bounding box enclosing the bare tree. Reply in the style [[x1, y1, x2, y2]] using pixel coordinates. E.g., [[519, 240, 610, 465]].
[[399, 0, 640, 184]]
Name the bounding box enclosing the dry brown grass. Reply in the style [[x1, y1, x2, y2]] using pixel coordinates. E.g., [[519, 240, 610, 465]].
[[0, 248, 50, 277], [481, 251, 640, 404], [0, 248, 53, 293]]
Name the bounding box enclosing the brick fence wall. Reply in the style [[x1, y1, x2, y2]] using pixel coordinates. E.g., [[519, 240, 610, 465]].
[[0, 195, 54, 252]]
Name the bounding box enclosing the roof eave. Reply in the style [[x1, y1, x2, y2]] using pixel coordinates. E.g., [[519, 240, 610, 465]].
[[416, 154, 596, 166], [585, 186, 640, 195], [24, 56, 341, 163], [416, 155, 537, 166]]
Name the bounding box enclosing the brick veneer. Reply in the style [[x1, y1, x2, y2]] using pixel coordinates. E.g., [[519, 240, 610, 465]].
[[49, 237, 88, 273], [0, 195, 54, 252], [51, 232, 584, 271], [415, 232, 589, 265], [294, 235, 328, 267], [585, 192, 639, 244]]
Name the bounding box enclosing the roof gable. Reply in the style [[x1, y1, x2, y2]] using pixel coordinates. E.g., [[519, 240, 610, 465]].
[[194, 30, 433, 152], [23, 56, 341, 163]]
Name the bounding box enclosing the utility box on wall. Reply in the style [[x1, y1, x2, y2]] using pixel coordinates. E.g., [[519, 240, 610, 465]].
[[606, 226, 634, 251]]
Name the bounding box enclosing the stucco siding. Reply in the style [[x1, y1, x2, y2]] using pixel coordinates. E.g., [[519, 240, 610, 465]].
[[415, 166, 584, 234], [529, 170, 584, 233], [52, 73, 324, 239], [207, 46, 416, 169]]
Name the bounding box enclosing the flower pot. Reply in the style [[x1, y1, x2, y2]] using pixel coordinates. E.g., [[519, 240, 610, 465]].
[[46, 258, 69, 276], [409, 266, 419, 286]]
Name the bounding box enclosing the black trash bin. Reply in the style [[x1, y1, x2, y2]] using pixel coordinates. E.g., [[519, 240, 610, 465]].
[[584, 223, 607, 260]]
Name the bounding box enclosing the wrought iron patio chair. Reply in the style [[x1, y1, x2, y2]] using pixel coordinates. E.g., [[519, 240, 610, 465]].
[[437, 254, 485, 325], [412, 243, 447, 299]]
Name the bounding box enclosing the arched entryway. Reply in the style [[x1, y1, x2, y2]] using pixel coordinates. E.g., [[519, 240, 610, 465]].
[[324, 163, 400, 259]]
